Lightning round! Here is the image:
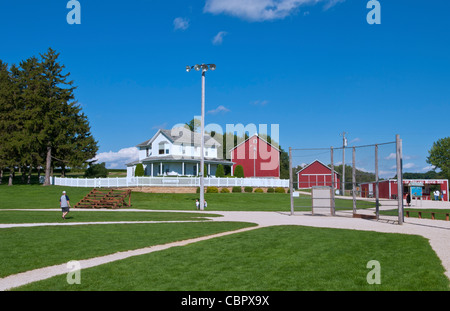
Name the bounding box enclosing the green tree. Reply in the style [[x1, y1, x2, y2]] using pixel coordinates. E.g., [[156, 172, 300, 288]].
[[84, 162, 108, 178], [135, 163, 145, 177], [0, 61, 22, 185], [215, 164, 225, 177], [234, 165, 244, 178], [35, 48, 98, 185], [185, 118, 201, 132], [427, 137, 450, 179]]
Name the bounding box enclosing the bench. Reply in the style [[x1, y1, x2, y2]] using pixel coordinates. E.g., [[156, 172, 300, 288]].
[[405, 210, 450, 221]]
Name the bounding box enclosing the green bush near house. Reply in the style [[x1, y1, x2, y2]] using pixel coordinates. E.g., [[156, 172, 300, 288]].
[[215, 164, 225, 177], [267, 187, 274, 193], [134, 163, 145, 177], [206, 186, 219, 193], [254, 188, 264, 193], [275, 187, 286, 194], [220, 188, 230, 193], [232, 186, 242, 193], [234, 165, 244, 178], [244, 186, 253, 193]]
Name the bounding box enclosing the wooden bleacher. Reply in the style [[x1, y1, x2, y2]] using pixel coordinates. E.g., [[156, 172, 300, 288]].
[[74, 188, 132, 209]]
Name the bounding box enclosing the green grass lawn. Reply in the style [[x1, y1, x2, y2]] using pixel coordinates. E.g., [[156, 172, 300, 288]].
[[381, 208, 450, 221], [0, 184, 374, 211], [15, 225, 449, 291], [1, 184, 448, 291], [0, 210, 220, 224], [0, 221, 255, 278]]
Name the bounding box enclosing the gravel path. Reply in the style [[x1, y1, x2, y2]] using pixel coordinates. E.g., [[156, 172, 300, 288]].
[[1, 208, 449, 290]]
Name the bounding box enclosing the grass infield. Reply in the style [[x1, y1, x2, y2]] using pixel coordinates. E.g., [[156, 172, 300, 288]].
[[15, 225, 450, 291]]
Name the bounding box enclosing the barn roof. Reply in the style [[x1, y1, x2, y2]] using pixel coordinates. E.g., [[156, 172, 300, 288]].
[[296, 159, 341, 176], [229, 134, 280, 152]]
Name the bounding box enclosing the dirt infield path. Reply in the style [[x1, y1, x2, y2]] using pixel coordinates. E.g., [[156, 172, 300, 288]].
[[1, 209, 449, 290]]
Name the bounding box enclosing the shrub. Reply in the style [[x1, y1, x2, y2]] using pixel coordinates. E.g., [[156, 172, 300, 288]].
[[215, 164, 225, 177], [134, 163, 145, 177], [220, 188, 230, 193], [275, 187, 286, 193], [267, 187, 274, 193], [244, 186, 253, 193], [206, 186, 219, 193], [254, 188, 264, 193], [234, 165, 244, 178], [85, 162, 108, 178], [232, 186, 242, 193]]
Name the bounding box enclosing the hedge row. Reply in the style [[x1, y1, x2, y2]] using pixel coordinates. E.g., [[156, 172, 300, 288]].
[[197, 186, 288, 193]]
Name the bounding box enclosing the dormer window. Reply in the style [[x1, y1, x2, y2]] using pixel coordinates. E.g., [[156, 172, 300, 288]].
[[159, 142, 166, 155]]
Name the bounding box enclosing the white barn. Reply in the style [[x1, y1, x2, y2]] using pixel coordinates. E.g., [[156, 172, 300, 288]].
[[126, 127, 232, 177]]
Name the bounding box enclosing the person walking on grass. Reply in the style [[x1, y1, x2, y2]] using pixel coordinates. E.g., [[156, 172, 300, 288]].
[[60, 191, 71, 219]]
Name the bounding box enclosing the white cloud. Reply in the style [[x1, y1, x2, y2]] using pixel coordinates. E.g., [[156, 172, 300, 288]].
[[212, 31, 228, 45], [204, 0, 343, 22], [403, 163, 416, 169], [385, 153, 412, 160], [251, 99, 269, 106], [173, 17, 189, 31], [323, 0, 345, 10], [349, 137, 360, 144], [422, 165, 435, 171], [207, 105, 230, 114], [91, 147, 139, 169], [385, 153, 396, 160]]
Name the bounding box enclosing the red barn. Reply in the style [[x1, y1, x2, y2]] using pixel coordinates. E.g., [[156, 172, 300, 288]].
[[296, 160, 341, 189], [230, 134, 280, 178], [360, 179, 449, 201]]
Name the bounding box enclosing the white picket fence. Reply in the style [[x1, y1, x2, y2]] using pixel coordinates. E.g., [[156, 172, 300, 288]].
[[53, 176, 289, 188]]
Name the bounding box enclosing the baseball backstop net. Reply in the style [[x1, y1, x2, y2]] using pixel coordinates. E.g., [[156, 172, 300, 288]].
[[288, 135, 404, 224]]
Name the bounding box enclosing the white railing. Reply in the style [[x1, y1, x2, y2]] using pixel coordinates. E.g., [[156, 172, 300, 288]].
[[53, 176, 289, 188]]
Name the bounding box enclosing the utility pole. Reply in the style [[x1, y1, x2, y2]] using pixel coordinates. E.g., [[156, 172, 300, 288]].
[[340, 132, 348, 196]]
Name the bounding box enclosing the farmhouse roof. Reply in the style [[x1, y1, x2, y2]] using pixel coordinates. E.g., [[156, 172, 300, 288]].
[[136, 127, 221, 148]]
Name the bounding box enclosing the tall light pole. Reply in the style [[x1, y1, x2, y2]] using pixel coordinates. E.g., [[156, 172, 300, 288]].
[[340, 131, 348, 196], [186, 64, 216, 210]]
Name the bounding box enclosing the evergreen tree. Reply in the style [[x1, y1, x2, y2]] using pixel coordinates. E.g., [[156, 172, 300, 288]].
[[0, 48, 98, 185], [134, 163, 145, 177], [215, 164, 225, 177], [0, 61, 22, 185], [234, 165, 244, 178], [37, 48, 98, 185]]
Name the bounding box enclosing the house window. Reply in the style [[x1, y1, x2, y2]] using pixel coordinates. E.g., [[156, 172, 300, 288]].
[[146, 148, 150, 157], [159, 142, 166, 155]]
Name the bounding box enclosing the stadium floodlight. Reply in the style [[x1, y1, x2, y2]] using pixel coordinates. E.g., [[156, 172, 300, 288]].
[[185, 64, 216, 211]]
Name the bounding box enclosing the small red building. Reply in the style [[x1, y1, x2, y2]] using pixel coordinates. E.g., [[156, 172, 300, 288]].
[[230, 134, 280, 178], [360, 179, 449, 201], [296, 160, 341, 189]]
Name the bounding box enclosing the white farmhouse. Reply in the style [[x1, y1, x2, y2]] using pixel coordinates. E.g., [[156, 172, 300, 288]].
[[126, 127, 232, 177]]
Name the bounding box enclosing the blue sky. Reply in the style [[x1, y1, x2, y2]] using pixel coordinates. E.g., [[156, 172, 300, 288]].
[[1, 0, 449, 176]]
